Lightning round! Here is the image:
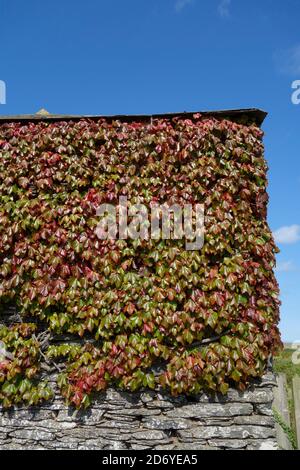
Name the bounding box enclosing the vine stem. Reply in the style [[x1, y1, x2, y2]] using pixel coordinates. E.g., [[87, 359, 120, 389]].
[[32, 333, 63, 373], [187, 329, 230, 351]]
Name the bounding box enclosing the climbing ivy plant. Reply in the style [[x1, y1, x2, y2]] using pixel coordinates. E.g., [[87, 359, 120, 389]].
[[0, 114, 282, 408]]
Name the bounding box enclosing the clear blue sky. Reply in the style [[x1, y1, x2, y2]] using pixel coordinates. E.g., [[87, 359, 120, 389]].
[[0, 0, 299, 341]]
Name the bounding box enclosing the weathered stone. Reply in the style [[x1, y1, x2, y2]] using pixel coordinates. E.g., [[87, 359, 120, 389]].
[[157, 440, 217, 450], [103, 441, 128, 450], [246, 439, 279, 450], [102, 414, 135, 422], [178, 425, 276, 440], [1, 409, 58, 421], [200, 417, 233, 426], [9, 429, 55, 441], [95, 419, 138, 430], [255, 403, 274, 416], [255, 372, 277, 387], [140, 392, 156, 403], [24, 400, 65, 411], [77, 444, 101, 450], [103, 389, 141, 406], [208, 439, 248, 449], [145, 400, 174, 410], [45, 440, 83, 450], [131, 430, 168, 441], [233, 415, 275, 427], [165, 403, 253, 418], [61, 426, 132, 441], [157, 393, 190, 405], [142, 417, 188, 430], [56, 409, 105, 423], [155, 443, 177, 450], [225, 389, 273, 404], [0, 416, 30, 432], [105, 408, 161, 417], [0, 442, 46, 450], [130, 444, 152, 450], [175, 441, 216, 450], [2, 418, 76, 430]]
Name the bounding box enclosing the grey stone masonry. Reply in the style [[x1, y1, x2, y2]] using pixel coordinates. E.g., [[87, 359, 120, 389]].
[[0, 372, 278, 450]]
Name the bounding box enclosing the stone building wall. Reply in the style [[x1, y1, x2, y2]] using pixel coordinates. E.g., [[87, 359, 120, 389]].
[[0, 372, 278, 450]]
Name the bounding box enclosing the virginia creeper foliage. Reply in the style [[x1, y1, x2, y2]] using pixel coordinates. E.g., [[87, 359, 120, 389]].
[[0, 113, 282, 408]]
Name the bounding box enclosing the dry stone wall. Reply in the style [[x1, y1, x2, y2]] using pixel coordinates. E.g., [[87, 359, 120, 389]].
[[0, 371, 278, 450]]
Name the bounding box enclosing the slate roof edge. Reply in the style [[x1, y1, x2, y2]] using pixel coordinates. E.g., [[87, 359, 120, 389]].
[[0, 108, 268, 126]]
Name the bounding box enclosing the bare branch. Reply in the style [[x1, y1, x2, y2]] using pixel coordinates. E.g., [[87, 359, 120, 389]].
[[32, 333, 63, 373], [188, 329, 230, 350]]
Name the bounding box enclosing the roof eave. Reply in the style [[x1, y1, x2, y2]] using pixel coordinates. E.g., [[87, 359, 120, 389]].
[[0, 108, 268, 127]]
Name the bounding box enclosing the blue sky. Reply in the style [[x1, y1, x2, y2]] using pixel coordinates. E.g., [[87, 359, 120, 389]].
[[0, 0, 299, 341]]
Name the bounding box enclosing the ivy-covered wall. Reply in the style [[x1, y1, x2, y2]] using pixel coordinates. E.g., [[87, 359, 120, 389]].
[[0, 111, 281, 413]]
